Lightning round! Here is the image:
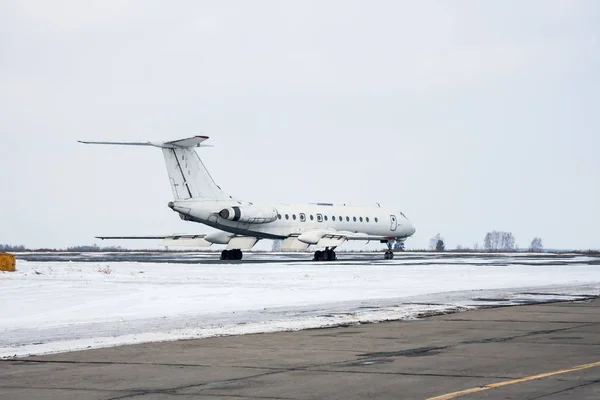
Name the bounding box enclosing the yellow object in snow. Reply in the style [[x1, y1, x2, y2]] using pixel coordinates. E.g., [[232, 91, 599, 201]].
[[0, 253, 16, 272]]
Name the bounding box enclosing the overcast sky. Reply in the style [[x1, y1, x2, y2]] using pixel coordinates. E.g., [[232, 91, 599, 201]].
[[1, 0, 599, 251]]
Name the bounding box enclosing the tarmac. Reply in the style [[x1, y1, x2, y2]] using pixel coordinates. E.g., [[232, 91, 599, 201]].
[[2, 299, 600, 400], [15, 251, 600, 265]]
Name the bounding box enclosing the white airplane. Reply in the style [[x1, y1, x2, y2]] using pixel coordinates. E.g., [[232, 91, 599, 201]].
[[79, 136, 415, 260]]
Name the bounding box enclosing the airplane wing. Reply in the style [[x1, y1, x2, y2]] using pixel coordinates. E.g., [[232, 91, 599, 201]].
[[280, 230, 398, 250], [96, 233, 260, 249], [96, 234, 212, 247]]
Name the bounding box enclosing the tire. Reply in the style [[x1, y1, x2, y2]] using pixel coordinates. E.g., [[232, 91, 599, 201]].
[[314, 250, 323, 261], [235, 249, 243, 260], [221, 250, 229, 260]]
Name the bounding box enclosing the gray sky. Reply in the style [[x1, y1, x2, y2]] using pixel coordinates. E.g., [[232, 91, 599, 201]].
[[1, 0, 599, 250]]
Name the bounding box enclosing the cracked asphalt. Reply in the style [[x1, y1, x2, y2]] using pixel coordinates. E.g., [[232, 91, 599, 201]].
[[2, 299, 600, 399]]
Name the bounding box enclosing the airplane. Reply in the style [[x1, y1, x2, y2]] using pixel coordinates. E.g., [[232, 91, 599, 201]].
[[79, 136, 416, 260]]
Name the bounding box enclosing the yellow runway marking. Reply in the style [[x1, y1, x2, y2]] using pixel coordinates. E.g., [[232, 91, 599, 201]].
[[427, 360, 600, 400]]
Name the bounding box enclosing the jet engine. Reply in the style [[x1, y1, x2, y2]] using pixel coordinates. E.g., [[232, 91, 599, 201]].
[[218, 206, 278, 224]]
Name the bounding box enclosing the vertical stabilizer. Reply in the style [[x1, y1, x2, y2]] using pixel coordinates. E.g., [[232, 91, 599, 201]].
[[79, 136, 233, 201], [162, 147, 230, 201]]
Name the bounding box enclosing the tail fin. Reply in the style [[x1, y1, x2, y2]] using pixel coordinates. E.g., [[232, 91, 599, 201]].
[[79, 136, 232, 201]]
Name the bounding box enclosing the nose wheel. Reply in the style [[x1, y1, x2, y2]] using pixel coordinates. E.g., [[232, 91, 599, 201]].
[[384, 241, 394, 260]]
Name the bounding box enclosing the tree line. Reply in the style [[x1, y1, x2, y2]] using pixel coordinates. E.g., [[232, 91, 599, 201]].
[[429, 232, 544, 252], [0, 244, 124, 252]]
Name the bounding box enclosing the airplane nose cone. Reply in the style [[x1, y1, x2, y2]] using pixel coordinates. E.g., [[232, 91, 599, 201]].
[[406, 222, 416, 236]]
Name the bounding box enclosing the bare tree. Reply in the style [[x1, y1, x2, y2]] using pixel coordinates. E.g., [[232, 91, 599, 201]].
[[530, 237, 543, 252], [500, 232, 516, 250], [484, 231, 516, 251], [484, 233, 492, 250]]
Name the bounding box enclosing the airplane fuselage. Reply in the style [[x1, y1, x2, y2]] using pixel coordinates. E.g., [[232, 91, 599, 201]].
[[170, 199, 415, 241]]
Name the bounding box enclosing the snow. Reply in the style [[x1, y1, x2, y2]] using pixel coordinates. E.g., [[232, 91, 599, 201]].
[[1, 255, 599, 358]]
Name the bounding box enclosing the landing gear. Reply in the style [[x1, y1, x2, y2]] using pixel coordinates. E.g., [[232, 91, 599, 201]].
[[384, 242, 394, 260], [313, 247, 337, 261], [220, 249, 243, 260]]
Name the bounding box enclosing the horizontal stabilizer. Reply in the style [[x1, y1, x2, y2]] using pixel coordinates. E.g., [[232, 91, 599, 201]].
[[164, 136, 210, 148], [79, 135, 210, 149]]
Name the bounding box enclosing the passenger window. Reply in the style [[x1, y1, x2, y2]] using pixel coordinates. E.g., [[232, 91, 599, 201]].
[[353, 216, 357, 222], [359, 217, 363, 222], [310, 215, 314, 221], [277, 214, 281, 220], [375, 217, 379, 223], [339, 216, 342, 221], [366, 217, 369, 222], [300, 213, 306, 222], [324, 215, 328, 221], [346, 216, 350, 222], [317, 214, 323, 222], [285, 214, 289, 220], [332, 216, 336, 221]]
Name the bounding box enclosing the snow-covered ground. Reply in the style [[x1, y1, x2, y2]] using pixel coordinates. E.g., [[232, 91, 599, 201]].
[[1, 255, 599, 358]]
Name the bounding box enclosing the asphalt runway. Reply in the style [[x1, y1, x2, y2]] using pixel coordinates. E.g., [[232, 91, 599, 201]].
[[15, 251, 600, 266], [2, 299, 599, 400]]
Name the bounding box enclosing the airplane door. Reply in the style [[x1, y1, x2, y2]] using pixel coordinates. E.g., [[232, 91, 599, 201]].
[[390, 215, 397, 231], [208, 214, 219, 224]]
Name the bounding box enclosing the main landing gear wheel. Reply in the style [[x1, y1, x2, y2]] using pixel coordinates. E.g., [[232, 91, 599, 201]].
[[313, 247, 337, 261], [221, 249, 243, 260]]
